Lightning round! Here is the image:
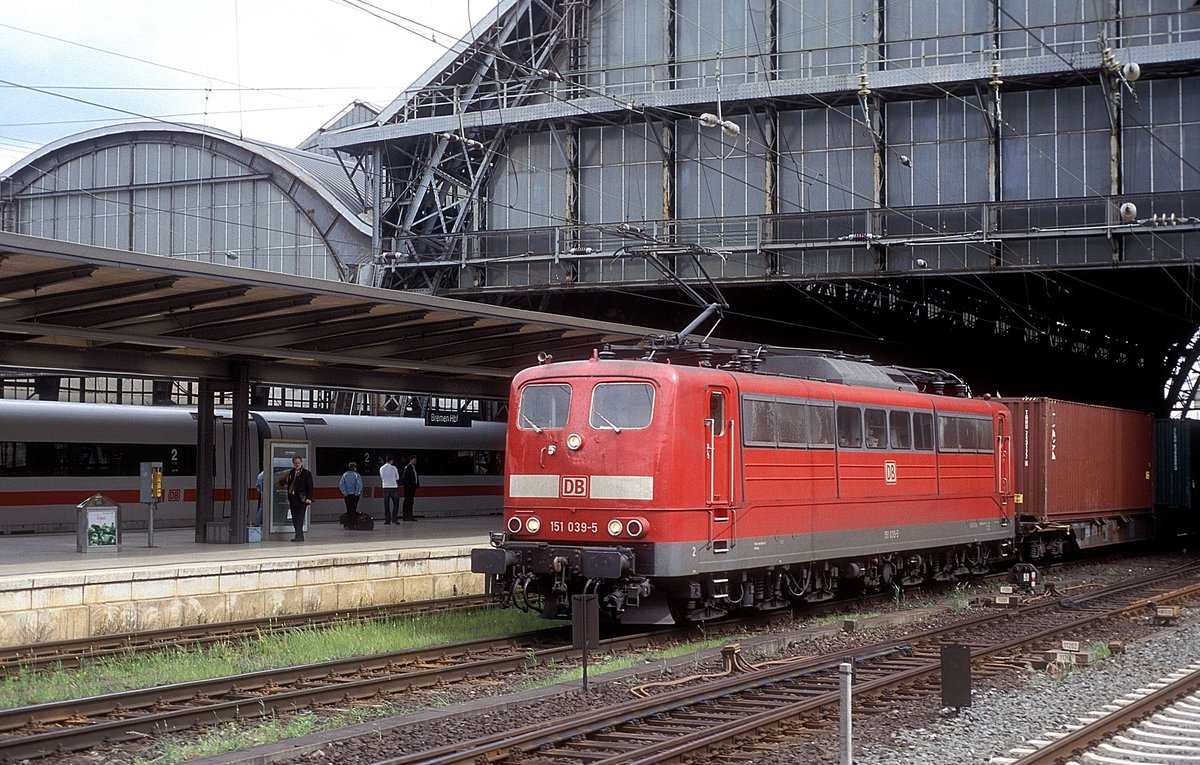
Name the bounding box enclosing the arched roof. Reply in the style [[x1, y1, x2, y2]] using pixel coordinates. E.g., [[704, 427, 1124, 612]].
[[3, 122, 370, 234]]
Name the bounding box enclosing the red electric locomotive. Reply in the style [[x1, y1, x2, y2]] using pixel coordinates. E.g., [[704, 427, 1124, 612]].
[[472, 347, 1017, 624]]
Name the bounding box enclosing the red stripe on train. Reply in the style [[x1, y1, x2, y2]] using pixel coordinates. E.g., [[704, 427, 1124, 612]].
[[0, 485, 503, 505]]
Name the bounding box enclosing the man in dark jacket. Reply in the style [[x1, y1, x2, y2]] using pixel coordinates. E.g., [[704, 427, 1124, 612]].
[[401, 455, 420, 521], [286, 455, 315, 541]]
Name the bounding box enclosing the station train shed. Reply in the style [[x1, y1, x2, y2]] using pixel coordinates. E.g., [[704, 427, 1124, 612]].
[[0, 229, 719, 543]]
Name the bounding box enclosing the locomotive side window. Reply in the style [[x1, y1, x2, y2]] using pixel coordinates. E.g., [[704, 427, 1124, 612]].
[[937, 415, 995, 453], [864, 408, 887, 449], [518, 384, 572, 430], [776, 401, 807, 445], [591, 383, 654, 430], [836, 406, 863, 448], [913, 412, 935, 451], [805, 405, 833, 447], [889, 411, 912, 449], [939, 416, 961, 451], [741, 396, 836, 448], [744, 398, 774, 444]]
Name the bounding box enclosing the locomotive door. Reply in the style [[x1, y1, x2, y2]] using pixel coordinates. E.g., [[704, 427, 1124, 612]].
[[995, 409, 1012, 496], [700, 388, 729, 515]]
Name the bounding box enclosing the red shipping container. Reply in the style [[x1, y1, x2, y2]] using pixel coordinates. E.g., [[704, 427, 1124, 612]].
[[999, 398, 1153, 523]]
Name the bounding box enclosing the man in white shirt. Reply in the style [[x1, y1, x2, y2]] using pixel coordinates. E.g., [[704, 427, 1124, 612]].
[[379, 455, 400, 524]]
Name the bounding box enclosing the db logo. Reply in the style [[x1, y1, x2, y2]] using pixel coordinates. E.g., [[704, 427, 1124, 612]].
[[884, 461, 897, 485], [561, 476, 588, 497], [167, 488, 182, 502]]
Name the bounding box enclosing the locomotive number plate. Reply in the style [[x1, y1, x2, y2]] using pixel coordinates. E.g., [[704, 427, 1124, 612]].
[[561, 476, 589, 497]]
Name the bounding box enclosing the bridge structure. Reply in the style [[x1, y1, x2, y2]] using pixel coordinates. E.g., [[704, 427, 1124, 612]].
[[314, 0, 1200, 416]]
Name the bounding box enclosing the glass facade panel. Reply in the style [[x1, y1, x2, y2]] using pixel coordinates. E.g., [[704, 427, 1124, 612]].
[[777, 0, 876, 79], [1001, 86, 1110, 200], [487, 131, 569, 229], [778, 107, 874, 212]]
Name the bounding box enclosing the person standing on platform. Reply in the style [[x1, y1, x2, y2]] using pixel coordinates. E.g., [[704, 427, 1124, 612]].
[[401, 455, 420, 521], [380, 454, 400, 524], [339, 462, 363, 529], [286, 455, 314, 542], [253, 469, 264, 527]]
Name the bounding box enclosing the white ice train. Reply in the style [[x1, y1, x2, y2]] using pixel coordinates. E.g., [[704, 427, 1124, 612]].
[[0, 399, 505, 534]]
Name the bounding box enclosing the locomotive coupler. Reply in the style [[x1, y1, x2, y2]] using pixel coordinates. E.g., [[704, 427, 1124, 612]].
[[545, 556, 571, 618]]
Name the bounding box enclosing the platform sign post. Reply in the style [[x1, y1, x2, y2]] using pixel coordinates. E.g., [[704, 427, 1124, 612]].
[[265, 440, 311, 540], [139, 462, 163, 548], [572, 594, 599, 694]]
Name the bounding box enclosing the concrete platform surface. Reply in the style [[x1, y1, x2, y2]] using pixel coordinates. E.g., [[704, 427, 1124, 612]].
[[0, 516, 503, 644]]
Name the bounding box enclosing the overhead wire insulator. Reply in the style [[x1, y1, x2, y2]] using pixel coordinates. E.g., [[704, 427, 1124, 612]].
[[857, 72, 871, 96]]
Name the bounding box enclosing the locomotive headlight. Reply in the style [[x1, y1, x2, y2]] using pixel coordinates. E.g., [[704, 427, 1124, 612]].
[[566, 433, 583, 450], [607, 518, 623, 537], [506, 516, 523, 534], [525, 516, 542, 534], [625, 518, 645, 538]]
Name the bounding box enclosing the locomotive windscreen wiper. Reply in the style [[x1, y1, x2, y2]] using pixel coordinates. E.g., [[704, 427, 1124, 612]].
[[519, 410, 543, 433], [591, 407, 622, 433]]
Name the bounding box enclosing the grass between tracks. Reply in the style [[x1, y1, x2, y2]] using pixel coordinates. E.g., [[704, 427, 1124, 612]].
[[0, 608, 547, 708], [1, 608, 746, 765]]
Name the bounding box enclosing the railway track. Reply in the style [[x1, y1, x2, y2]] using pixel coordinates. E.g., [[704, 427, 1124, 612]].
[[351, 561, 1200, 765], [0, 585, 890, 763], [996, 661, 1200, 765], [0, 594, 494, 676], [0, 618, 744, 762]]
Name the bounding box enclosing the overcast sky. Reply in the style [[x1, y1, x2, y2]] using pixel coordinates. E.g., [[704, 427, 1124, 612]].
[[0, 0, 498, 172]]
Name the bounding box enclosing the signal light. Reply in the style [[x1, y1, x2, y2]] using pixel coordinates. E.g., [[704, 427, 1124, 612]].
[[525, 516, 542, 534], [507, 516, 523, 534], [607, 519, 623, 537]]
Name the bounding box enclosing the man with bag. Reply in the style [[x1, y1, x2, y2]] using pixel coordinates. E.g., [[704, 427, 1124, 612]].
[[338, 461, 364, 529], [286, 455, 314, 542]]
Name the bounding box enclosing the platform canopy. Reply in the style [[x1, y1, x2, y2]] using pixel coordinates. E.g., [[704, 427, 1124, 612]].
[[0, 231, 707, 399]]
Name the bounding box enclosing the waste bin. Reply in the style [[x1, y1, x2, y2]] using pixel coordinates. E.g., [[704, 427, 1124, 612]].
[[76, 494, 121, 553]]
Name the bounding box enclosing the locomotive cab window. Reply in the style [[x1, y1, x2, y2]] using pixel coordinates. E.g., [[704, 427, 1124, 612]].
[[518, 384, 572, 431], [590, 382, 654, 430]]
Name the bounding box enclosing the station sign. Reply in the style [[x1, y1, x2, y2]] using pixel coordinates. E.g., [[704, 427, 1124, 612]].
[[424, 410, 473, 427]]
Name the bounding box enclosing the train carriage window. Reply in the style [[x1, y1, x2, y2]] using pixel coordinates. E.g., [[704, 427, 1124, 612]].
[[591, 383, 655, 430], [808, 405, 835, 447], [518, 384, 571, 430], [913, 412, 935, 451], [864, 408, 887, 449], [889, 411, 912, 449], [743, 397, 774, 445], [776, 401, 807, 446], [836, 406, 863, 448]]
